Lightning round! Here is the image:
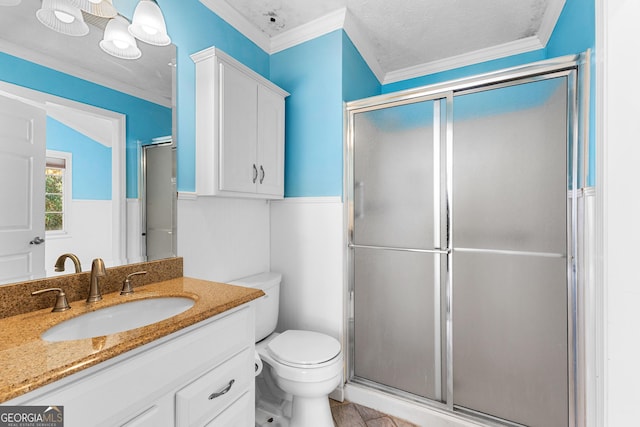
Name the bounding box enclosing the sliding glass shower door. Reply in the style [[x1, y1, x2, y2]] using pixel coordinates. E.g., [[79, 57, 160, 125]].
[[347, 57, 584, 427], [451, 77, 570, 426], [350, 99, 448, 402]]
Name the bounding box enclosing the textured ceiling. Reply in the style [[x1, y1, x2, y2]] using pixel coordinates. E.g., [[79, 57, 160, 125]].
[[220, 0, 562, 81], [0, 0, 563, 104]]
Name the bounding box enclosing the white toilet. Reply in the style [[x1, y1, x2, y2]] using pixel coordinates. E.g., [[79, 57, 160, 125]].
[[229, 272, 342, 427]]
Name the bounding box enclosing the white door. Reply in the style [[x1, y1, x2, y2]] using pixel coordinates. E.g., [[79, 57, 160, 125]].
[[0, 94, 46, 284]]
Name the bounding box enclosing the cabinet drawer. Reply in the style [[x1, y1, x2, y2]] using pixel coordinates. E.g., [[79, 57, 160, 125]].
[[176, 348, 253, 427], [205, 391, 252, 427]]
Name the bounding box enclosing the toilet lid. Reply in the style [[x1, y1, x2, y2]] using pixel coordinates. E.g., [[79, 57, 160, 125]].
[[267, 330, 341, 366]]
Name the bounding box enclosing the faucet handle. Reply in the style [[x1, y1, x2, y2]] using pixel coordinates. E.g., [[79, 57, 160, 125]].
[[32, 288, 71, 312], [121, 271, 148, 295]]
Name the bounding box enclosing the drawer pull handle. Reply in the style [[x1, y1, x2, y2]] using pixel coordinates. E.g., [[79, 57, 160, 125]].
[[208, 379, 235, 400]]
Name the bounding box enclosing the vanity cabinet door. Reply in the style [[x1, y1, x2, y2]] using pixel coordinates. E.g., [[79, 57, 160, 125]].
[[256, 84, 285, 198], [119, 395, 173, 427], [219, 61, 258, 195], [205, 391, 252, 427]]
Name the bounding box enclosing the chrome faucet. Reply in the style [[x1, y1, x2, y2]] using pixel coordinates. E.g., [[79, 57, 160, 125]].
[[87, 258, 106, 303], [54, 253, 82, 273]]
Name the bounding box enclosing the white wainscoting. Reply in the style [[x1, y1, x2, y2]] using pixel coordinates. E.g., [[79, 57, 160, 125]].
[[177, 193, 270, 282], [45, 200, 115, 275], [269, 197, 345, 341]]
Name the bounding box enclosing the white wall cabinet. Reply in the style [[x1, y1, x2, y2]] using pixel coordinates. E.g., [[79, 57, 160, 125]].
[[8, 305, 256, 427], [192, 47, 288, 199]]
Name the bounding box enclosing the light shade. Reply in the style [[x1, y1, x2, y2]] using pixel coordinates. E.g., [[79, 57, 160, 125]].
[[36, 0, 89, 37], [128, 0, 171, 46], [99, 16, 142, 60], [68, 0, 117, 18], [0, 0, 22, 6]]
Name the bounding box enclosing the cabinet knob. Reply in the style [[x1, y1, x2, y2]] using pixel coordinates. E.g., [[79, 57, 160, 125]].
[[252, 164, 258, 183], [259, 165, 265, 184], [208, 379, 235, 400]]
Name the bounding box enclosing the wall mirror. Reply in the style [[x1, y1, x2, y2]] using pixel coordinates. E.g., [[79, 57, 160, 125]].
[[0, 0, 176, 285]]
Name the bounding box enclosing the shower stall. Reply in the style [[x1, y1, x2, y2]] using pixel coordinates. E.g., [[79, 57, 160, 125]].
[[345, 54, 590, 427]]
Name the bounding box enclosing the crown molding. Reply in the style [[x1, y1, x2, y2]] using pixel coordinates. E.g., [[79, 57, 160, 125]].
[[270, 8, 347, 54], [382, 36, 545, 85], [0, 39, 171, 107], [342, 9, 385, 83], [198, 0, 271, 52], [537, 0, 566, 46]]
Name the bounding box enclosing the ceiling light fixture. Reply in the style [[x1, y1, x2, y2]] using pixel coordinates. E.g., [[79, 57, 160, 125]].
[[68, 0, 117, 19], [0, 0, 22, 6], [99, 15, 142, 60], [129, 0, 171, 46], [30, 0, 171, 60], [36, 0, 89, 37]]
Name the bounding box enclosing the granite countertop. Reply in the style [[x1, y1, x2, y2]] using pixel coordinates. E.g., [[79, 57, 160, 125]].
[[0, 277, 264, 403]]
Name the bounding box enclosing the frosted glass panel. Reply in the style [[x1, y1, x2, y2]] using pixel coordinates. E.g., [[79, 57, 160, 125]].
[[353, 101, 437, 249], [453, 78, 568, 254], [451, 77, 570, 426], [353, 247, 442, 400], [452, 252, 568, 426]]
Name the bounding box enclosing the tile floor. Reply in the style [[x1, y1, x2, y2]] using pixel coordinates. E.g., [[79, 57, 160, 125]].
[[330, 399, 418, 427]]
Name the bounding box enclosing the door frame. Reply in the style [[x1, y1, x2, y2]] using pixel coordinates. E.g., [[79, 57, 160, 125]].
[[140, 137, 176, 261], [0, 80, 127, 268]]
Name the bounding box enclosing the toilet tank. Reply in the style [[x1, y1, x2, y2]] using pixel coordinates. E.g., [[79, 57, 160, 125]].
[[229, 272, 281, 342]]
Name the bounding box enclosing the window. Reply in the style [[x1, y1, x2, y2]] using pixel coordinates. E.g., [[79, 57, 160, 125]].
[[45, 151, 72, 233]]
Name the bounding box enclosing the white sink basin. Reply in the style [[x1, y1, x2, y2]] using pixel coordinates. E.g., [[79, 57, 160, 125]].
[[41, 297, 195, 342]]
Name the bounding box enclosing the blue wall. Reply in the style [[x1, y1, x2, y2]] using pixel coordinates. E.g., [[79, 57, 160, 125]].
[[46, 117, 112, 200], [156, 0, 270, 193], [271, 31, 344, 197], [0, 52, 171, 199], [342, 32, 381, 103], [265, 0, 593, 197], [269, 30, 380, 197], [3, 0, 594, 198]]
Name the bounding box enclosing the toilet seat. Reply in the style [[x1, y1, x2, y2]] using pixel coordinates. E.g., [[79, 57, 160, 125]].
[[267, 330, 341, 368]]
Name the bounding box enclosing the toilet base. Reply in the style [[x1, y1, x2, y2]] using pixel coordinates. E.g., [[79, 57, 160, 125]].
[[290, 395, 335, 427]]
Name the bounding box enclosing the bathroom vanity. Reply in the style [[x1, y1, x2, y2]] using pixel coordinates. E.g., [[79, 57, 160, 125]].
[[0, 273, 264, 427]]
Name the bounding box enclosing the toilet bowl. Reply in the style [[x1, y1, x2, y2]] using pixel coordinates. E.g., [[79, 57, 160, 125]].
[[229, 273, 342, 427]]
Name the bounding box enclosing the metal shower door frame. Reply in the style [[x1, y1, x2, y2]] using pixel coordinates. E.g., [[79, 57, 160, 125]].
[[344, 52, 589, 426]]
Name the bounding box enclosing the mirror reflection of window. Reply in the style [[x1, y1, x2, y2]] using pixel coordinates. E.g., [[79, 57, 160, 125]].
[[45, 152, 71, 234]]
